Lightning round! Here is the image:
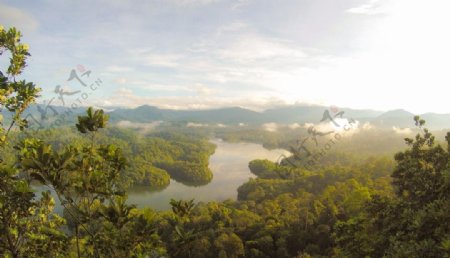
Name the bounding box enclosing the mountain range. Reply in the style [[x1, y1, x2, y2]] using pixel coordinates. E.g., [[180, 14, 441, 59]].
[[13, 104, 450, 130], [107, 105, 450, 130]]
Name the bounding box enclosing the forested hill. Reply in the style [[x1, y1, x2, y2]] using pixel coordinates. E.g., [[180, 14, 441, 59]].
[[107, 105, 383, 124], [2, 25, 450, 258], [108, 105, 450, 129], [22, 103, 450, 129]]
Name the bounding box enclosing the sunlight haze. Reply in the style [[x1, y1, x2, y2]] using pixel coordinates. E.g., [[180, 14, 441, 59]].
[[0, 0, 449, 113]]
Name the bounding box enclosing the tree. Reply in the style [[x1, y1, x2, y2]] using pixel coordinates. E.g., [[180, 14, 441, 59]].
[[336, 117, 450, 257], [18, 107, 166, 257], [214, 232, 244, 258], [0, 25, 69, 257], [392, 116, 449, 206]]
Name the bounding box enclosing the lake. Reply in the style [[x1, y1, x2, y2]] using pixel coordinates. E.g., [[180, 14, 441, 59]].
[[127, 139, 289, 210], [33, 139, 289, 212]]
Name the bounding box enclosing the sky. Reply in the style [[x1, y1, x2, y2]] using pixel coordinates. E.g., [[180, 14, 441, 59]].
[[0, 0, 449, 113]]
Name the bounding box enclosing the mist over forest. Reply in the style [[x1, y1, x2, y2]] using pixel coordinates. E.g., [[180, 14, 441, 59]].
[[1, 0, 450, 257]]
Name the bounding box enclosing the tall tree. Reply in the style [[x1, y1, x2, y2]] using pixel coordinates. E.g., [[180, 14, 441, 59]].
[[336, 117, 450, 257], [18, 107, 166, 257], [0, 25, 67, 257]]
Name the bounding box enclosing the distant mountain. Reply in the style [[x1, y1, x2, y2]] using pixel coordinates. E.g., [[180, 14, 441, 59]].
[[109, 105, 263, 124], [262, 106, 328, 124], [262, 106, 383, 124], [377, 109, 415, 118], [14, 104, 450, 130], [108, 105, 450, 129], [106, 104, 386, 126], [370, 109, 416, 128], [421, 113, 450, 130]]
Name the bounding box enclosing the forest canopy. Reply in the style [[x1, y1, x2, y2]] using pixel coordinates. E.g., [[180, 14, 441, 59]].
[[1, 26, 449, 258]]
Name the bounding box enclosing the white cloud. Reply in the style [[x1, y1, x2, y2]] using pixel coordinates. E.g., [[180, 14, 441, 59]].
[[116, 120, 162, 133], [263, 123, 278, 132], [111, 78, 188, 93], [392, 126, 412, 134], [187, 122, 208, 127], [361, 122, 374, 130], [139, 83, 186, 92], [301, 119, 360, 138], [13, 0, 450, 114], [105, 65, 134, 72], [169, 0, 221, 7], [114, 77, 128, 84], [96, 88, 290, 110], [347, 0, 386, 15], [144, 53, 183, 68], [231, 0, 252, 10], [0, 3, 39, 33], [217, 35, 307, 63], [97, 0, 450, 114], [129, 48, 184, 68], [117, 87, 133, 95], [126, 47, 184, 67], [214, 21, 250, 36], [171, 25, 316, 94], [187, 83, 216, 96], [288, 123, 302, 129]]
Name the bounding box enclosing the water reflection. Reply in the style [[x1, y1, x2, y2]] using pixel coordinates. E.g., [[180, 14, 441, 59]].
[[32, 140, 290, 212], [127, 139, 289, 210]]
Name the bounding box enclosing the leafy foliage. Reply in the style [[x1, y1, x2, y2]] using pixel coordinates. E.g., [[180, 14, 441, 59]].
[[0, 25, 66, 258], [336, 117, 450, 257], [1, 26, 449, 258]]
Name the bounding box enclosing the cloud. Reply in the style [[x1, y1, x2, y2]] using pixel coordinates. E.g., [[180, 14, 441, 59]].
[[129, 49, 184, 68], [110, 78, 187, 92], [346, 0, 386, 15], [217, 35, 307, 64], [260, 119, 360, 135], [186, 122, 226, 127], [263, 123, 278, 132], [116, 120, 162, 134], [10, 0, 450, 114], [144, 53, 184, 68], [187, 83, 216, 96], [231, 0, 252, 10], [114, 77, 128, 84], [214, 21, 250, 36], [361, 122, 374, 130], [288, 123, 302, 129], [187, 122, 208, 127], [302, 118, 360, 138], [95, 87, 290, 110], [0, 3, 39, 33], [116, 87, 133, 95], [392, 126, 412, 134], [138, 83, 186, 92], [193, 25, 312, 75], [163, 24, 317, 95], [169, 0, 222, 7], [105, 65, 134, 72]]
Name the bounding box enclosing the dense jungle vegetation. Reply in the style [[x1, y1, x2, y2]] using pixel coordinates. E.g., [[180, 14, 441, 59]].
[[1, 26, 449, 258]]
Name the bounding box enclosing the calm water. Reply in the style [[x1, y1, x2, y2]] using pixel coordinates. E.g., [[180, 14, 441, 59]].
[[33, 139, 289, 212], [127, 139, 289, 210]]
